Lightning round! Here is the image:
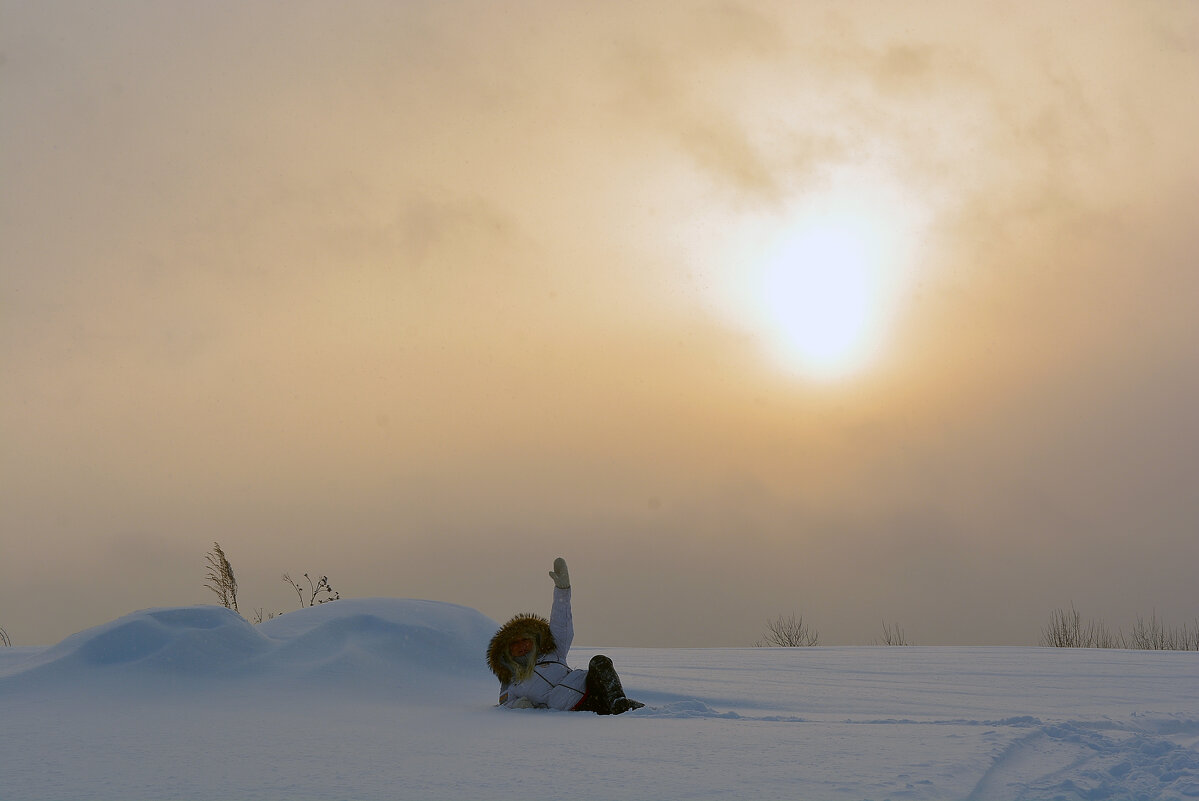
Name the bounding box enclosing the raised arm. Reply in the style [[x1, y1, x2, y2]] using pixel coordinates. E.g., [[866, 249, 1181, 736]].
[[547, 557, 573, 660]]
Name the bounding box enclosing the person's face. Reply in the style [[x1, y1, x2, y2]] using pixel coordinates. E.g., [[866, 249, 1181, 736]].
[[510, 637, 534, 658]]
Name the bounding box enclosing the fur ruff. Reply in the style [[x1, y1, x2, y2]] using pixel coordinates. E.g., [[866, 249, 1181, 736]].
[[486, 613, 556, 684]]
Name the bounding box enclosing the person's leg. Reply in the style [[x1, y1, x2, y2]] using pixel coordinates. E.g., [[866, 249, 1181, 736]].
[[571, 688, 602, 713], [583, 655, 644, 715]]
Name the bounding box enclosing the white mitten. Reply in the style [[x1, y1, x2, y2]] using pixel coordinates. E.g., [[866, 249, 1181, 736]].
[[548, 557, 570, 589], [510, 696, 534, 709]]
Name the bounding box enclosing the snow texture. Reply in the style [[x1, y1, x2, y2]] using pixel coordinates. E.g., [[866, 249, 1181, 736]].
[[2, 599, 1198, 800]]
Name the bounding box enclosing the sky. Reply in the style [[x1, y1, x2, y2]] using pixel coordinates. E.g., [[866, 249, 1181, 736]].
[[2, 0, 1198, 648]]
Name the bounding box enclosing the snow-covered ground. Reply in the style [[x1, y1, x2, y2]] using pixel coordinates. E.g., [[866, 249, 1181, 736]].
[[2, 599, 1198, 801]]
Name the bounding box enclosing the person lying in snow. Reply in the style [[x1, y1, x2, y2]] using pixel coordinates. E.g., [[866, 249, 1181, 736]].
[[486, 557, 644, 714]]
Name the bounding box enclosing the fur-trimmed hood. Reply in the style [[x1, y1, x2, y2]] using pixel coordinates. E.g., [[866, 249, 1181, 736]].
[[486, 613, 557, 683]]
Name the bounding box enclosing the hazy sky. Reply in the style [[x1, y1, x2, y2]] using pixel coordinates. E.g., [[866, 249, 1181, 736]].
[[3, 1, 1197, 647]]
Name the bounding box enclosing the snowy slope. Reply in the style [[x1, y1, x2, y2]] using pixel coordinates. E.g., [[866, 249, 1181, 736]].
[[2, 600, 1197, 800]]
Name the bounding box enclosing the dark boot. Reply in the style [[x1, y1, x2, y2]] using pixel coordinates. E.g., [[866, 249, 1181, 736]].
[[584, 655, 644, 715], [611, 696, 645, 714]]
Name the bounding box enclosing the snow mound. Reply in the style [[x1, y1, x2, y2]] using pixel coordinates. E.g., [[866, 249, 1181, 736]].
[[256, 598, 499, 685], [0, 599, 499, 693], [3, 605, 269, 684]]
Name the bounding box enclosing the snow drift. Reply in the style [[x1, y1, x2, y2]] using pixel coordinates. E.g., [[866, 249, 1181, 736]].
[[0, 599, 496, 693], [2, 599, 1198, 800]]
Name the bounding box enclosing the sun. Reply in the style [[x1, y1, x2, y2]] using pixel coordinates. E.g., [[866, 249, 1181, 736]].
[[724, 168, 925, 381], [757, 216, 882, 378]]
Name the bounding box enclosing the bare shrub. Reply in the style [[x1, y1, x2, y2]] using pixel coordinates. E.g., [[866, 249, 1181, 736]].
[[1129, 612, 1199, 651], [201, 544, 342, 621], [1182, 621, 1199, 652], [282, 572, 340, 608], [1040, 605, 1126, 648], [0, 625, 10, 647], [204, 542, 240, 613], [1090, 619, 1126, 649], [1041, 605, 1085, 647], [1180, 621, 1199, 652], [755, 613, 819, 647], [1039, 605, 1199, 650], [1130, 611, 1166, 650], [250, 608, 281, 624], [878, 621, 912, 646]]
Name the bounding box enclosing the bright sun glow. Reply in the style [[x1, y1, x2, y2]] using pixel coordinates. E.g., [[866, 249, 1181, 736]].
[[759, 216, 881, 378], [722, 167, 926, 381]]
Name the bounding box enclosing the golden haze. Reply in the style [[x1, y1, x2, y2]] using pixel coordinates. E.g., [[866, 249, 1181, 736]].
[[2, 1, 1197, 646]]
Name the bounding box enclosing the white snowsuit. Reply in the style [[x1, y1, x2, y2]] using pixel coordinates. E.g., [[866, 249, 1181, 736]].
[[498, 587, 589, 710]]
